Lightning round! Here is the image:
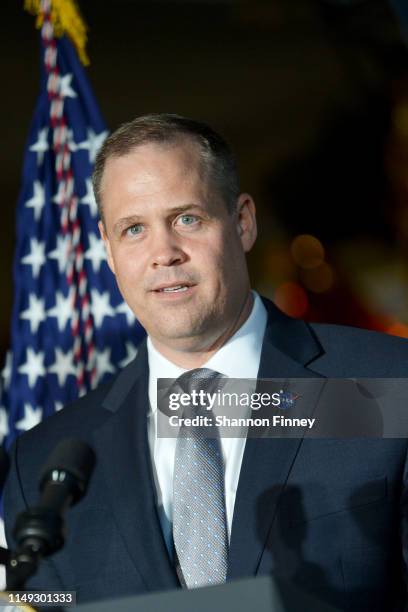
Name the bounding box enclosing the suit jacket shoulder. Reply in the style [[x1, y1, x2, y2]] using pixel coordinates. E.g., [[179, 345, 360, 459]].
[[307, 320, 408, 377], [10, 341, 146, 458]]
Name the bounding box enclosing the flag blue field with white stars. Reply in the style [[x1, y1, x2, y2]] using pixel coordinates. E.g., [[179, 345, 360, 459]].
[[0, 18, 144, 448]]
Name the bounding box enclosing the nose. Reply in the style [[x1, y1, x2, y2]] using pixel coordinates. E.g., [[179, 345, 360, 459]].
[[150, 225, 188, 268]]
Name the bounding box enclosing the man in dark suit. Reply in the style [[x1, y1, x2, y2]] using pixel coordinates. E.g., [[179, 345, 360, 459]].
[[4, 114, 408, 611]]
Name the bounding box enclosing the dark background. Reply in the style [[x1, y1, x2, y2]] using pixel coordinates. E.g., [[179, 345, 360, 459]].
[[2, 0, 408, 364]]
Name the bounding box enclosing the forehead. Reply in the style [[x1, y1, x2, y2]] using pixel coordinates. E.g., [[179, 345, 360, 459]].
[[99, 141, 221, 228], [101, 140, 208, 199]]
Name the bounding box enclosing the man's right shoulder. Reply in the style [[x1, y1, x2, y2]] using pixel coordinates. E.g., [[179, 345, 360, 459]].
[[14, 373, 119, 455], [9, 340, 148, 477]]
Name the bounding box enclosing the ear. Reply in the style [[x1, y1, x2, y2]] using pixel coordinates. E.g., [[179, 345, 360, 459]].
[[236, 193, 257, 253], [98, 220, 116, 275]]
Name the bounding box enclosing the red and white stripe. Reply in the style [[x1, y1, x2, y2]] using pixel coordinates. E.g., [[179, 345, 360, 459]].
[[40, 0, 97, 393]]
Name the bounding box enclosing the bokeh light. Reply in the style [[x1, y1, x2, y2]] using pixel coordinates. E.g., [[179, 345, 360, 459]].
[[290, 234, 325, 269], [299, 262, 334, 293], [274, 281, 308, 318], [387, 321, 408, 338]]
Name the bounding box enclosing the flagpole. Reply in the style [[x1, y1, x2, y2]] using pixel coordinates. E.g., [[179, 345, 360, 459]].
[[24, 0, 89, 66]]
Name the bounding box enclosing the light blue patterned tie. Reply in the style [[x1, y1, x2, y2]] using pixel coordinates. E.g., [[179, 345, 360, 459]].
[[173, 368, 228, 588]]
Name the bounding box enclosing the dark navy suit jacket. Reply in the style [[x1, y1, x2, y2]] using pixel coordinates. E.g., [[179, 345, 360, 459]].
[[4, 297, 408, 611]]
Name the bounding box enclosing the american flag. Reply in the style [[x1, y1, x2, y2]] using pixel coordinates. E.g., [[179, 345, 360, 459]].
[[0, 0, 144, 449]]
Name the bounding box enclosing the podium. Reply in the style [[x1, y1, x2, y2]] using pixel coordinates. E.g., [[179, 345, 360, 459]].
[[74, 575, 341, 612]]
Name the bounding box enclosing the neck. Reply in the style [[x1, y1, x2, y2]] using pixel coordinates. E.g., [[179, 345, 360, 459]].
[[150, 291, 254, 369]]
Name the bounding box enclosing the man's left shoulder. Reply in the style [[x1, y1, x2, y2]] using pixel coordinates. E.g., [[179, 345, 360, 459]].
[[308, 321, 408, 376]]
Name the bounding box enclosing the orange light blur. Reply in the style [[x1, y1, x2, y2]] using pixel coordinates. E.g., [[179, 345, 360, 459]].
[[274, 281, 308, 318], [387, 322, 408, 339], [290, 234, 325, 269], [300, 262, 334, 293]]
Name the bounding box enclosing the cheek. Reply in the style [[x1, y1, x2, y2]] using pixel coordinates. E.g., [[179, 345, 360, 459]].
[[195, 246, 225, 282], [111, 252, 144, 293], [210, 236, 240, 274]]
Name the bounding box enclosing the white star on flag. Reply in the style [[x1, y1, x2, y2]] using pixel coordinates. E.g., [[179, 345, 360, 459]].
[[119, 342, 138, 368], [18, 348, 46, 388], [90, 289, 115, 327], [25, 180, 46, 221], [58, 73, 77, 98], [1, 18, 144, 451], [46, 290, 73, 331], [1, 352, 12, 389], [79, 178, 98, 217], [84, 233, 106, 272], [15, 404, 43, 432], [21, 238, 46, 278], [0, 406, 9, 442], [29, 127, 49, 165], [77, 128, 108, 163], [95, 348, 115, 383], [48, 348, 77, 386], [20, 293, 46, 334], [116, 301, 136, 326], [48, 235, 72, 274]]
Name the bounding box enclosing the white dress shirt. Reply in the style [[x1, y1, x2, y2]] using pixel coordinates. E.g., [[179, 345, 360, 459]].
[[147, 291, 267, 554]]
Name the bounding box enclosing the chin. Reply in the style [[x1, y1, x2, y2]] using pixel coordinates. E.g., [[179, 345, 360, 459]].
[[155, 327, 200, 343], [152, 321, 209, 345]]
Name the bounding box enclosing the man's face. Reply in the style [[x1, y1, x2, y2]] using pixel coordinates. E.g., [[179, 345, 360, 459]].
[[99, 140, 256, 352]]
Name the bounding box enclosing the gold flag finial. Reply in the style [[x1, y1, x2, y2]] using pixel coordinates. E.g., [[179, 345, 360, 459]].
[[24, 0, 90, 65]]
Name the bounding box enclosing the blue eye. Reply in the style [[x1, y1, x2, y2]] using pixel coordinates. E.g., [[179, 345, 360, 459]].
[[127, 224, 143, 235], [179, 215, 197, 225]]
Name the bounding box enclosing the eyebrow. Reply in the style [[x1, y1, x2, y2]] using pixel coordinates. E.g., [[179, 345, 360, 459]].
[[112, 204, 206, 235]]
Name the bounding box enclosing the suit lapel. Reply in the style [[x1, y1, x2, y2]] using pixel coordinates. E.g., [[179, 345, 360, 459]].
[[228, 298, 325, 580], [92, 339, 179, 592], [91, 298, 327, 586]]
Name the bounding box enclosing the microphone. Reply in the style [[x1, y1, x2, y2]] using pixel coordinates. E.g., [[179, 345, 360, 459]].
[[38, 438, 96, 514], [7, 438, 96, 590]]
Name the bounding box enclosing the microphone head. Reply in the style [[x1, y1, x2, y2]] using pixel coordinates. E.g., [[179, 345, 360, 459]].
[[39, 438, 96, 504]]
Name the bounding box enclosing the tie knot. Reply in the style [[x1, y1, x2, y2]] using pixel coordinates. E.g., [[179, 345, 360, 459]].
[[176, 367, 222, 396]]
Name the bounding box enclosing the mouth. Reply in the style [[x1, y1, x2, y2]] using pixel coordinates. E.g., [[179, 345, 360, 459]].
[[153, 282, 195, 293], [151, 282, 196, 297]]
